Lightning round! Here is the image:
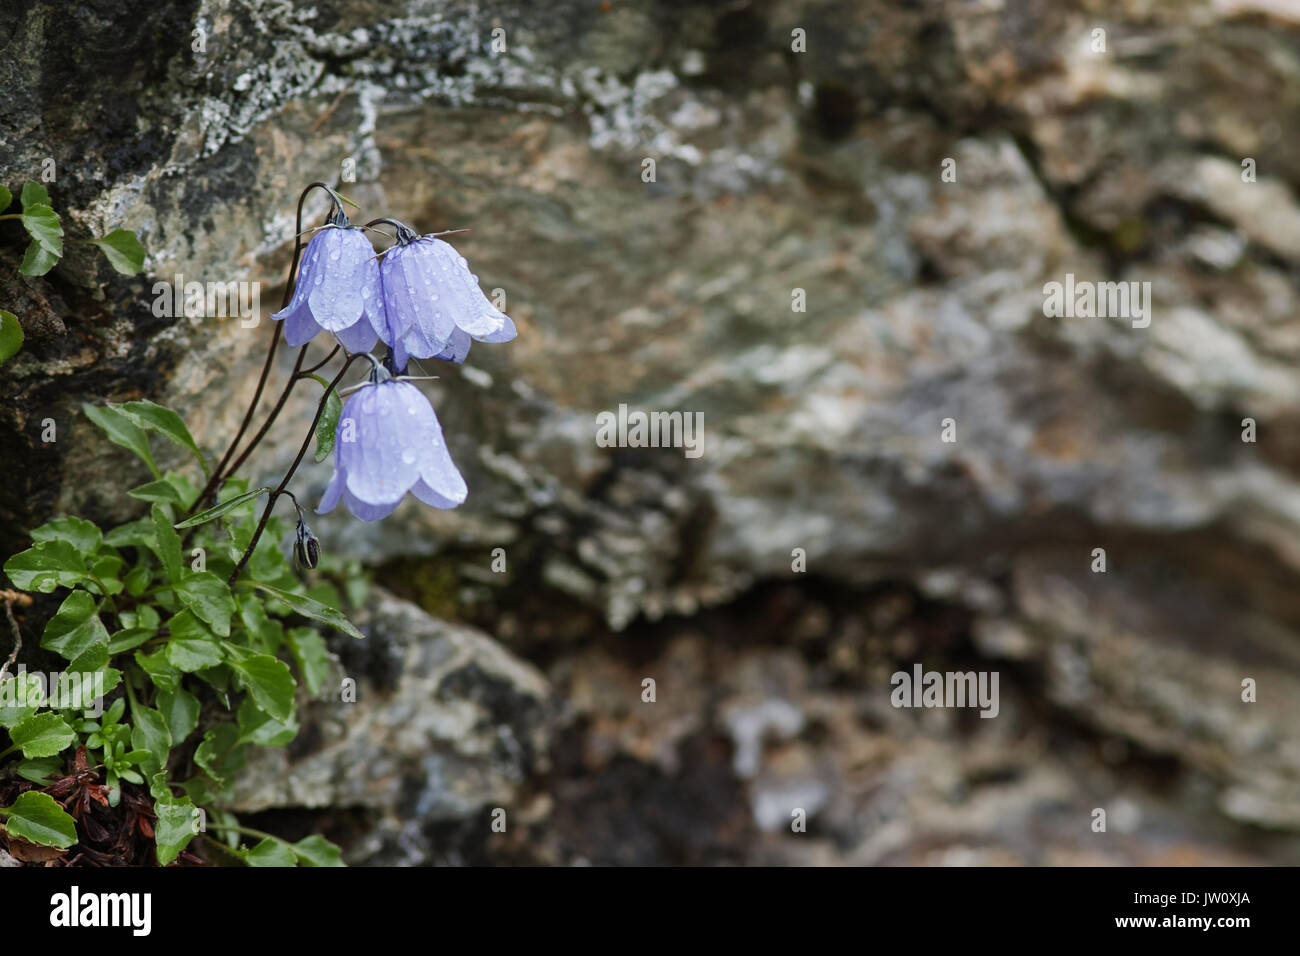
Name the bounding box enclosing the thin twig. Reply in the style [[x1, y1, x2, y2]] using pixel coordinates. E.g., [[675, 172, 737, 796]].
[[0, 591, 29, 684], [227, 354, 363, 586]]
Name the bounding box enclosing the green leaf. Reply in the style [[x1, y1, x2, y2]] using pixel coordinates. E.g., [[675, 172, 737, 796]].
[[153, 798, 198, 865], [3, 540, 85, 592], [116, 401, 207, 476], [41, 590, 109, 660], [15, 756, 63, 784], [194, 723, 242, 786], [175, 572, 235, 636], [236, 695, 296, 746], [0, 310, 22, 365], [83, 403, 158, 476], [224, 649, 296, 723], [20, 182, 50, 209], [30, 516, 103, 557], [91, 229, 146, 276], [286, 628, 329, 696], [166, 609, 223, 671], [0, 674, 43, 727], [131, 706, 172, 778], [128, 478, 187, 506], [243, 837, 297, 867], [157, 687, 200, 744], [9, 712, 75, 758], [134, 647, 181, 694], [237, 596, 285, 654], [174, 487, 271, 529], [151, 504, 183, 584], [290, 834, 345, 867], [108, 626, 155, 654], [20, 203, 62, 256], [0, 791, 77, 849], [18, 239, 57, 276], [253, 582, 363, 640], [309, 374, 343, 463], [0, 185, 10, 212]]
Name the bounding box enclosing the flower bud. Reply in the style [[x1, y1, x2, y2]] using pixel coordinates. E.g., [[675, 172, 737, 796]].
[[294, 517, 320, 570]]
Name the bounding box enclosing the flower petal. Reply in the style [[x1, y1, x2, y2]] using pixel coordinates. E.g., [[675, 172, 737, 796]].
[[306, 227, 368, 331], [381, 242, 454, 357], [341, 486, 403, 522], [316, 467, 343, 514], [422, 238, 513, 341], [337, 382, 422, 506], [281, 301, 322, 347]]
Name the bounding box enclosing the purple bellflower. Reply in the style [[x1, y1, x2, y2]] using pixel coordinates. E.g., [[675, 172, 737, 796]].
[[369, 225, 517, 371], [316, 372, 466, 522], [271, 214, 383, 354]]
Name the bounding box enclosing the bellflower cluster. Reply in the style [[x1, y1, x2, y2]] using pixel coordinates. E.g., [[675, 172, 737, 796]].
[[267, 193, 516, 523]]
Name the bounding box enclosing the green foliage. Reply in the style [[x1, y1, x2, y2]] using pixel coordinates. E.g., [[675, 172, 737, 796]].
[[0, 400, 360, 866], [1, 181, 148, 364]]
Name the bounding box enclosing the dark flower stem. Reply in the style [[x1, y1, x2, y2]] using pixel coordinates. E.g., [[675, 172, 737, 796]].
[[189, 181, 340, 516], [227, 353, 364, 586]]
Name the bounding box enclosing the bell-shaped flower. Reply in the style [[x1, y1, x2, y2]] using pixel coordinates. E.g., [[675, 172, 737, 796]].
[[316, 379, 466, 521], [374, 235, 516, 371], [271, 224, 382, 353]]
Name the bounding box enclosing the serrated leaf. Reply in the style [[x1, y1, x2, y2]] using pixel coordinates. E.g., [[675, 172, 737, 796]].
[[0, 310, 22, 365], [20, 203, 62, 255], [253, 582, 363, 640], [9, 712, 75, 758], [224, 649, 295, 723], [131, 706, 172, 779], [40, 590, 109, 661], [20, 182, 50, 209], [30, 516, 102, 556], [166, 609, 223, 671], [290, 834, 345, 867], [3, 540, 86, 592], [92, 229, 146, 276], [175, 572, 235, 636], [153, 798, 198, 865], [83, 403, 157, 476], [116, 400, 207, 477], [0, 791, 77, 849], [174, 487, 271, 529]]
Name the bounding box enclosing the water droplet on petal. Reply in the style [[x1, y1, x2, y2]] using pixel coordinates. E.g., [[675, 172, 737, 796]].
[[401, 449, 415, 464]]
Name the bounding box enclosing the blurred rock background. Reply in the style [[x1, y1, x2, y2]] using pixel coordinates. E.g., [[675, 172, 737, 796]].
[[2, 0, 1299, 864]]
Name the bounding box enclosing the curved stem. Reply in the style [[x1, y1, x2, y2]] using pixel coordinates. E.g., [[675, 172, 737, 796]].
[[220, 343, 312, 481], [227, 354, 363, 586], [189, 182, 338, 515]]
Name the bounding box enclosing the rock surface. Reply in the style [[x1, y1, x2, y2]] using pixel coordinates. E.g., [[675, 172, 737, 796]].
[[2, 0, 1299, 863]]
